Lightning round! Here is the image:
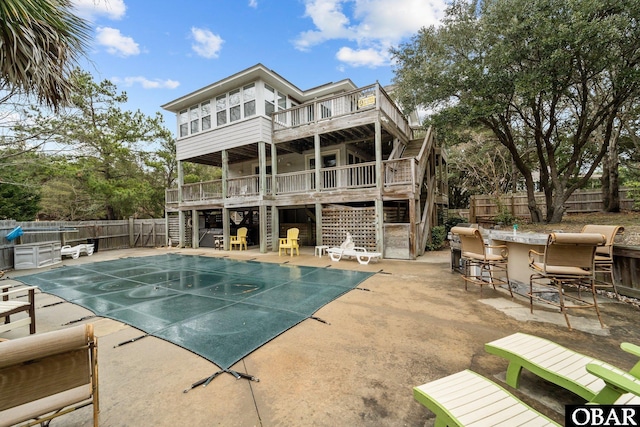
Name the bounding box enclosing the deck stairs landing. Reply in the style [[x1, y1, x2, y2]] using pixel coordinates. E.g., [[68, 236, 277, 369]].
[[387, 128, 438, 256]]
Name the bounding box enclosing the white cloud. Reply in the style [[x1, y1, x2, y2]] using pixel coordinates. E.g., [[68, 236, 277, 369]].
[[115, 76, 180, 89], [191, 28, 224, 59], [336, 47, 387, 67], [72, 0, 126, 20], [96, 27, 140, 56], [248, 0, 258, 8], [295, 0, 447, 68]]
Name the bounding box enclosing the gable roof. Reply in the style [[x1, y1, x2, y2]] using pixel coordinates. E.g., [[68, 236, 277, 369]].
[[161, 63, 358, 113]]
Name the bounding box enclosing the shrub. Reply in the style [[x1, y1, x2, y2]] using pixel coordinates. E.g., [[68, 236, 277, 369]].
[[445, 216, 466, 233], [426, 225, 447, 251], [493, 209, 517, 226]]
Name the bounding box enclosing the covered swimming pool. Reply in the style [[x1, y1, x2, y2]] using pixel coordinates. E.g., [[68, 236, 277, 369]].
[[18, 254, 374, 372]]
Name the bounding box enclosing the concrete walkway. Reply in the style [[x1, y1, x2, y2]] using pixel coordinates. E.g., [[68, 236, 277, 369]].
[[2, 247, 639, 426]]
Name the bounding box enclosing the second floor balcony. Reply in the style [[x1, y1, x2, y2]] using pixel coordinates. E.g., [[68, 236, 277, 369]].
[[166, 157, 420, 207]]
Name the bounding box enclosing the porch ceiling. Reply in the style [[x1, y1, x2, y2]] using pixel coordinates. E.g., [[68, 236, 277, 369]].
[[183, 123, 395, 167]]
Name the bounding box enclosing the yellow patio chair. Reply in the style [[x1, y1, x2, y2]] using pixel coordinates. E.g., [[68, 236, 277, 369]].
[[230, 227, 248, 250], [450, 226, 513, 297], [581, 224, 624, 299], [278, 228, 299, 257], [528, 232, 606, 330]]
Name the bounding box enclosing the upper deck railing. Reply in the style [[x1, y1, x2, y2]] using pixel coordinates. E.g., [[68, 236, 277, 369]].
[[272, 84, 412, 138]]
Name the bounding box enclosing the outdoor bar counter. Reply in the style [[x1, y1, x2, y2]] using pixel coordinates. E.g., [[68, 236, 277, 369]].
[[485, 230, 549, 288]]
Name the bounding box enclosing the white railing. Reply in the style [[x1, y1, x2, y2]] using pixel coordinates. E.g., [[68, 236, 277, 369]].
[[166, 188, 179, 204], [383, 158, 415, 187], [320, 162, 377, 191], [182, 180, 222, 202], [167, 160, 419, 204], [273, 85, 379, 130], [227, 175, 260, 197], [275, 170, 315, 194]]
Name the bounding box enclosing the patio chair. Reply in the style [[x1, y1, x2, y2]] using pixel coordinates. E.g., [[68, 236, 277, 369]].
[[278, 228, 300, 257], [528, 232, 606, 330], [0, 324, 99, 427], [485, 332, 640, 401], [1, 284, 36, 335], [230, 227, 248, 250], [450, 226, 513, 297], [581, 224, 624, 299]]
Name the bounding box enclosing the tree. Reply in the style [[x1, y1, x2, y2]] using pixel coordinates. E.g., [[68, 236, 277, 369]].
[[17, 70, 173, 220], [0, 0, 90, 111], [0, 148, 45, 220], [392, 0, 640, 223]]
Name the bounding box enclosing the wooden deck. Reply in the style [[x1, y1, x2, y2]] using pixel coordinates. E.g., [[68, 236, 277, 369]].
[[166, 157, 419, 209]]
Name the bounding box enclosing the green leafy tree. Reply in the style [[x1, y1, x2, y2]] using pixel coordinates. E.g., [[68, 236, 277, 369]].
[[0, 148, 46, 220], [392, 0, 640, 223], [17, 70, 173, 219]]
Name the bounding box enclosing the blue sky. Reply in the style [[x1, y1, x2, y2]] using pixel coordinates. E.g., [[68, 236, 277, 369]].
[[74, 0, 447, 131]]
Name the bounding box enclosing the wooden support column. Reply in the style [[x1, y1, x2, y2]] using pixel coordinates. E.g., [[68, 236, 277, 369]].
[[271, 143, 278, 252], [374, 120, 384, 254], [409, 198, 416, 260], [259, 142, 266, 195], [272, 205, 279, 252], [177, 161, 185, 248], [314, 133, 321, 191], [192, 209, 198, 249], [129, 217, 135, 248], [315, 202, 323, 246], [259, 204, 267, 253], [222, 150, 229, 250], [258, 142, 268, 253]]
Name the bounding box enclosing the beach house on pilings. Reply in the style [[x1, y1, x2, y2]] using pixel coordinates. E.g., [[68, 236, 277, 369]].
[[162, 64, 447, 260]]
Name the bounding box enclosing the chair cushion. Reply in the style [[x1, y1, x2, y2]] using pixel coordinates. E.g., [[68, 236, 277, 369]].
[[462, 251, 506, 262], [530, 262, 591, 276]]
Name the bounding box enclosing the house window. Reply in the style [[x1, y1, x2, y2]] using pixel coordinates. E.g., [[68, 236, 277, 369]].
[[265, 84, 275, 116], [308, 152, 338, 168], [179, 109, 188, 137], [216, 95, 227, 126], [229, 89, 241, 122], [243, 84, 256, 118], [201, 101, 211, 131], [254, 165, 273, 175], [190, 106, 199, 134]]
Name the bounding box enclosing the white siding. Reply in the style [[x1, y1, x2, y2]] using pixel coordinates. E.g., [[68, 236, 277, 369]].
[[176, 116, 272, 161]]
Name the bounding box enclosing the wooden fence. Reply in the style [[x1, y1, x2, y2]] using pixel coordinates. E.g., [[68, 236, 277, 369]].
[[0, 219, 167, 271], [466, 188, 637, 222]]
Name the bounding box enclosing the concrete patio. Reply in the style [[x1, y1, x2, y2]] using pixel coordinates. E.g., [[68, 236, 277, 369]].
[[2, 246, 639, 426]]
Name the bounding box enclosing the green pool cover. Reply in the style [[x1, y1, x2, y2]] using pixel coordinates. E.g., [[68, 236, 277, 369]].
[[18, 254, 373, 370]]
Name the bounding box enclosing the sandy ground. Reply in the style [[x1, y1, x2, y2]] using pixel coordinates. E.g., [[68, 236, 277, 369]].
[[2, 246, 639, 426]]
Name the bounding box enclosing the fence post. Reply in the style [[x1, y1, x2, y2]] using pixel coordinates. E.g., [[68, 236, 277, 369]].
[[469, 195, 477, 223], [129, 217, 135, 248]]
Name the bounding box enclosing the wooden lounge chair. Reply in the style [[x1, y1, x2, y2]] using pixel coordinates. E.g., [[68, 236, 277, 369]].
[[581, 224, 625, 299], [450, 226, 513, 297], [485, 332, 640, 401], [413, 369, 560, 426], [0, 284, 36, 335], [230, 227, 248, 250], [528, 232, 606, 330], [0, 324, 99, 427], [278, 228, 299, 257]]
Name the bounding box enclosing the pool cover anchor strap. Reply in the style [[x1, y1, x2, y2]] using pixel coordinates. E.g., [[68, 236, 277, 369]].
[[310, 315, 330, 325], [63, 314, 96, 325], [114, 334, 149, 348], [184, 369, 259, 393]]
